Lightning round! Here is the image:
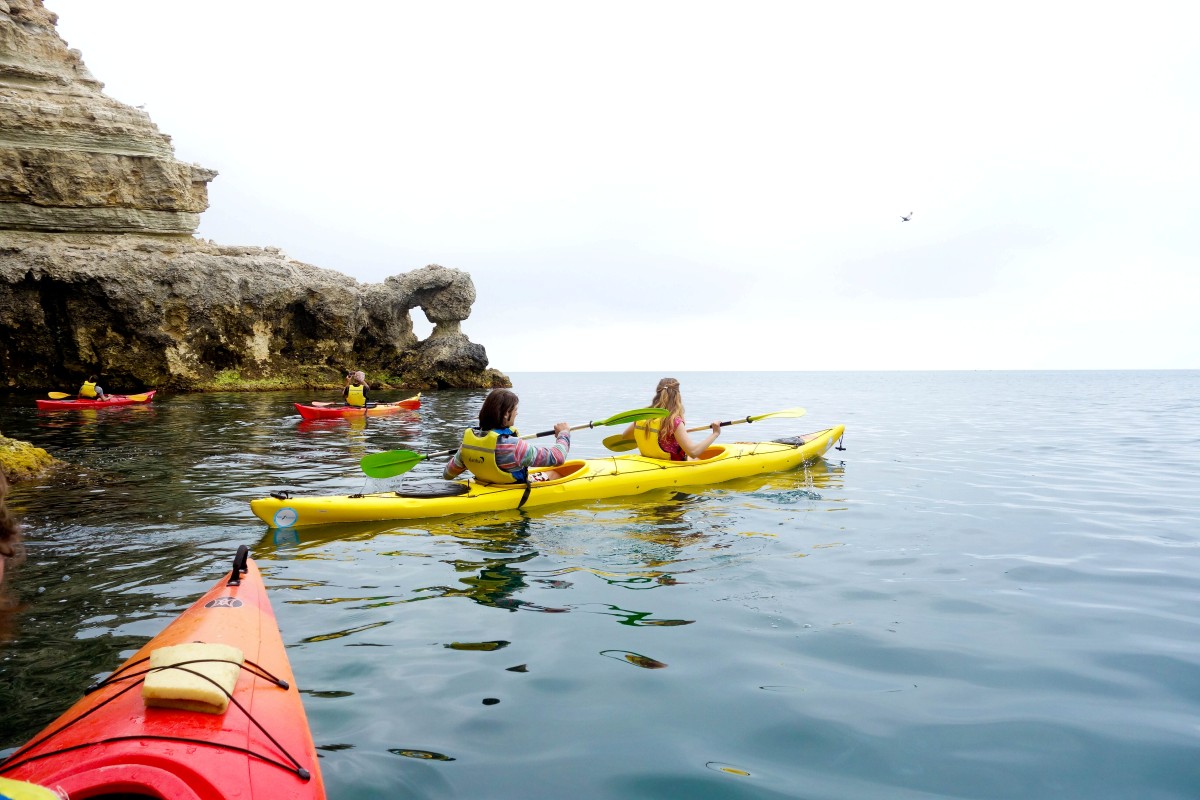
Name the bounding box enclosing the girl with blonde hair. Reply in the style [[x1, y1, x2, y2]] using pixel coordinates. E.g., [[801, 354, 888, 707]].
[[622, 377, 721, 461]]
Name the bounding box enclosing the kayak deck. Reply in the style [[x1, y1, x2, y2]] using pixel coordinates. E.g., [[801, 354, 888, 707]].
[[0, 547, 326, 799], [252, 425, 845, 527], [35, 390, 157, 410], [294, 393, 421, 420]]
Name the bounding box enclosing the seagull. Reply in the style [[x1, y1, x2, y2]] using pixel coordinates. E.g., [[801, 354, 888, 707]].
[[900, 212, 913, 222]]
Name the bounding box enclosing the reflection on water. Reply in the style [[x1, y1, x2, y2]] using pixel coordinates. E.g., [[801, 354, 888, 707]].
[[4, 372, 1198, 800], [600, 650, 669, 669]]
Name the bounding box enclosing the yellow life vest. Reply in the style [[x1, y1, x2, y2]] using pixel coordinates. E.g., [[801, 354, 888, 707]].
[[346, 383, 366, 407], [459, 428, 523, 485], [79, 380, 98, 398], [633, 418, 674, 460]]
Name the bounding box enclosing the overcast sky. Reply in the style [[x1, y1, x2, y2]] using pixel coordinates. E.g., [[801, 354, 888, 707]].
[[47, 1, 1199, 371]]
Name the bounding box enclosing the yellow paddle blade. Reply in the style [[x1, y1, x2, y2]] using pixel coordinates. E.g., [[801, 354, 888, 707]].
[[601, 434, 638, 452], [746, 406, 806, 422], [47, 391, 71, 399], [126, 392, 153, 402]]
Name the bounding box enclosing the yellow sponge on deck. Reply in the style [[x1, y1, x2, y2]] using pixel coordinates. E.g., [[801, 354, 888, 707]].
[[142, 642, 245, 714]]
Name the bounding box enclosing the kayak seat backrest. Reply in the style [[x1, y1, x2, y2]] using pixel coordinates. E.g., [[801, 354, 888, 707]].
[[142, 642, 245, 714]]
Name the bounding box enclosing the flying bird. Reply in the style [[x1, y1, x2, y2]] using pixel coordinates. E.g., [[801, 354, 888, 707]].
[[901, 212, 913, 222]]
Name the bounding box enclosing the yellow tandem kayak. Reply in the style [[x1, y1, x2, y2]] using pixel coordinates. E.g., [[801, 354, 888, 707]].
[[251, 425, 845, 528]]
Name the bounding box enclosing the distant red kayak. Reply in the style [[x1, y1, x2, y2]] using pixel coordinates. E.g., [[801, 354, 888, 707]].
[[0, 546, 326, 800], [294, 393, 420, 420], [36, 390, 156, 410]]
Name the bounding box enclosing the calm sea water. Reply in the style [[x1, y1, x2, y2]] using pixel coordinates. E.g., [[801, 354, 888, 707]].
[[1, 371, 1198, 799]]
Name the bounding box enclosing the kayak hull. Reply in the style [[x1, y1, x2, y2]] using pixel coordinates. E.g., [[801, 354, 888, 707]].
[[252, 425, 845, 528], [35, 390, 157, 410], [0, 550, 326, 800], [294, 393, 420, 420]]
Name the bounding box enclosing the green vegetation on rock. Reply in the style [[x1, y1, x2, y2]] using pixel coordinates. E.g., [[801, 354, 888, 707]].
[[0, 434, 61, 482]]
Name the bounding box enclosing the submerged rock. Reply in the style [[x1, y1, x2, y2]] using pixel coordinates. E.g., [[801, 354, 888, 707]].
[[0, 0, 509, 391]]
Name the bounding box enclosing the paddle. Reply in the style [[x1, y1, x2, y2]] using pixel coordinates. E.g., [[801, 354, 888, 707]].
[[310, 401, 377, 408], [47, 391, 153, 401], [360, 406, 671, 479], [601, 406, 808, 452]]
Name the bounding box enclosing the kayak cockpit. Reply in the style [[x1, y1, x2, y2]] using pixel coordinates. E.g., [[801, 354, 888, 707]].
[[527, 460, 589, 483]]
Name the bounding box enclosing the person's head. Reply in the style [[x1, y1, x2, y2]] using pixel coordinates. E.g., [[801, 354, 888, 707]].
[[1, 469, 24, 630], [0, 470, 21, 563], [650, 377, 685, 420], [87, 375, 97, 382], [479, 388, 519, 430]]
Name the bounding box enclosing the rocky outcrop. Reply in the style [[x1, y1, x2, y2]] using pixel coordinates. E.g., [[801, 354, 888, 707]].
[[0, 432, 59, 482], [0, 0, 508, 391], [0, 232, 509, 389], [0, 0, 212, 234]]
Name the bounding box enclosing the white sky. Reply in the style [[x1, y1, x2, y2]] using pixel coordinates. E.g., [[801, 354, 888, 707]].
[[46, 1, 1200, 371]]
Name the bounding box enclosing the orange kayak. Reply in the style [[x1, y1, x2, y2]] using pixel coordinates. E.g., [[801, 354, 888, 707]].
[[0, 547, 325, 800], [293, 392, 420, 420]]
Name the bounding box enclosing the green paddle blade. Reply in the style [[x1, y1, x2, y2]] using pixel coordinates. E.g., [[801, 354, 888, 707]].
[[360, 449, 426, 478], [593, 407, 669, 427]]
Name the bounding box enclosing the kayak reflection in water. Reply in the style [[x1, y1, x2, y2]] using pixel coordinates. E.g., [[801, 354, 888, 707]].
[[621, 377, 721, 461], [443, 388, 572, 483]]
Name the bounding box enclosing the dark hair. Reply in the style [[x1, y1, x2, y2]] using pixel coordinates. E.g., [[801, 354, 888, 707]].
[[478, 389, 518, 430]]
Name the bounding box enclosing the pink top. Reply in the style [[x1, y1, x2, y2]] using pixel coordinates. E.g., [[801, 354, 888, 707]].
[[660, 415, 686, 461]]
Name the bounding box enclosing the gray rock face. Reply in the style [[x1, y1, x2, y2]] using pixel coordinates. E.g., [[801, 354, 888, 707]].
[[0, 0, 508, 391]]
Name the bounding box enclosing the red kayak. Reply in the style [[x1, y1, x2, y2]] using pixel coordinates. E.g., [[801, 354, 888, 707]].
[[36, 390, 157, 410], [0, 546, 326, 800], [294, 392, 420, 420]]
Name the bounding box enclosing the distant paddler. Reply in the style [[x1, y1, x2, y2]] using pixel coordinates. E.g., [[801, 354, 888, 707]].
[[78, 375, 108, 401], [342, 370, 370, 407]]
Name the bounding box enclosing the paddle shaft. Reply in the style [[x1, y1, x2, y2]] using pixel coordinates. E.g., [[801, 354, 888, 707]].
[[526, 418, 619, 439], [359, 407, 670, 478], [425, 418, 624, 461], [47, 391, 152, 402], [602, 406, 807, 452]]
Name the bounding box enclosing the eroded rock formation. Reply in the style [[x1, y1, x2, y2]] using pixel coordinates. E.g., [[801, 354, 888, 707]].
[[0, 0, 508, 391]]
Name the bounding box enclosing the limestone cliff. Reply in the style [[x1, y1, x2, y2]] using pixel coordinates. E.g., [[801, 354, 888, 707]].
[[0, 0, 508, 391]]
